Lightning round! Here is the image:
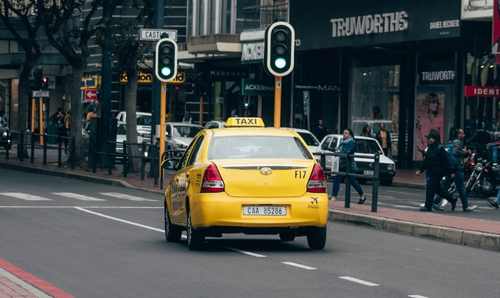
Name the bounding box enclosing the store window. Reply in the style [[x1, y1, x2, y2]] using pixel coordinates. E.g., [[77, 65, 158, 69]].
[[350, 65, 400, 160]]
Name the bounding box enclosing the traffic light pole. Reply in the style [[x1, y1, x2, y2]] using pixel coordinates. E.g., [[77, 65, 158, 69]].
[[159, 82, 167, 172], [274, 76, 282, 128]]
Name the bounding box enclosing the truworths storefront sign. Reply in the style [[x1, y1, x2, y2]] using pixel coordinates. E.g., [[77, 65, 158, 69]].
[[291, 0, 461, 50]]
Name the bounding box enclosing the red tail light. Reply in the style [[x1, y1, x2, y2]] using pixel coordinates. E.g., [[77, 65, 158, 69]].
[[307, 164, 327, 193], [201, 163, 225, 193]]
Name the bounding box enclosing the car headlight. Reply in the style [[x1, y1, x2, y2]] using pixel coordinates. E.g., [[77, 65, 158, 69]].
[[387, 164, 395, 171], [2, 131, 7, 137]]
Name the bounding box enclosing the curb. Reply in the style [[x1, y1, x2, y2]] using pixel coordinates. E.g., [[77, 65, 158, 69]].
[[329, 209, 500, 252], [392, 181, 425, 190], [0, 162, 162, 195]]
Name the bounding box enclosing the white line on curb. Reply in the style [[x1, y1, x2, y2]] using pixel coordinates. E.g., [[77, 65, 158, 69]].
[[75, 207, 164, 233], [282, 261, 317, 270], [100, 192, 157, 202], [0, 192, 51, 201], [53, 192, 106, 201], [226, 248, 266, 258], [408, 295, 429, 298], [338, 276, 379, 287]]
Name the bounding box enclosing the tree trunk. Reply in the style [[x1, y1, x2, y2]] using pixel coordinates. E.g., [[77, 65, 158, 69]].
[[70, 67, 84, 164], [125, 67, 140, 171], [17, 59, 36, 158]]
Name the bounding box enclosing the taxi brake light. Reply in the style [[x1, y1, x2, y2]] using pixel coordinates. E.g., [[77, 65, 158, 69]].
[[307, 164, 326, 193], [201, 163, 225, 193]]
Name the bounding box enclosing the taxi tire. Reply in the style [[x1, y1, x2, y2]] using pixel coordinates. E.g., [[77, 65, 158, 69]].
[[186, 213, 204, 250], [307, 227, 327, 250], [164, 207, 182, 242], [279, 232, 296, 242]]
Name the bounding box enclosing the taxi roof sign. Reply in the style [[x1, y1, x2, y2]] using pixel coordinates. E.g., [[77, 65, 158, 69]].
[[225, 117, 265, 128]]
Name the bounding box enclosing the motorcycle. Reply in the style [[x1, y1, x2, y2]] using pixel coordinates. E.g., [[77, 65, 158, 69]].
[[464, 158, 497, 198]]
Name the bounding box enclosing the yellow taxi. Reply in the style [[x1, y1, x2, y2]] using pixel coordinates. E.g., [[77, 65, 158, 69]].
[[163, 117, 329, 250]]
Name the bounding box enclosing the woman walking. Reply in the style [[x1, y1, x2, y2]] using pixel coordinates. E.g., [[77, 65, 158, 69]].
[[331, 129, 366, 204]]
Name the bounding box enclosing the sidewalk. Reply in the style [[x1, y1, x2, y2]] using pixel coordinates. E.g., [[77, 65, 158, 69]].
[[330, 200, 500, 251], [393, 169, 425, 188]]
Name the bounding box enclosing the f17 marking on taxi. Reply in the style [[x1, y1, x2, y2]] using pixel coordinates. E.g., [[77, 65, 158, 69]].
[[294, 170, 307, 179]]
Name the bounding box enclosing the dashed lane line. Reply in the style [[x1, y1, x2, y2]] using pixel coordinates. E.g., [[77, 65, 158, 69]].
[[75, 207, 165, 232], [0, 192, 51, 201], [226, 248, 266, 258], [52, 192, 106, 202], [99, 192, 157, 202], [281, 262, 317, 271], [408, 295, 429, 298], [74, 207, 266, 259], [338, 276, 379, 287]]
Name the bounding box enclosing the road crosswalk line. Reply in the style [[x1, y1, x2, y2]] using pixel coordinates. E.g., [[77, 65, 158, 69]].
[[99, 192, 157, 202], [52, 192, 106, 202], [0, 192, 52, 201]]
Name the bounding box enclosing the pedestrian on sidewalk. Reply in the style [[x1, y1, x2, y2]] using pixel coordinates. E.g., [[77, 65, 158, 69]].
[[54, 108, 67, 152], [330, 128, 366, 204], [376, 123, 391, 156], [444, 128, 475, 212], [416, 129, 454, 212]]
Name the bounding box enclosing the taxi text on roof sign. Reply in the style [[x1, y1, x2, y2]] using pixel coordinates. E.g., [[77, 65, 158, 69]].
[[225, 117, 265, 127]]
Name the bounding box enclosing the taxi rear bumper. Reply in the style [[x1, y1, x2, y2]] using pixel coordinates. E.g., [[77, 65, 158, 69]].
[[190, 192, 329, 230]]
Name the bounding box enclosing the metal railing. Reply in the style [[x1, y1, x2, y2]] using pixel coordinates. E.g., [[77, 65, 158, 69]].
[[314, 152, 380, 212]]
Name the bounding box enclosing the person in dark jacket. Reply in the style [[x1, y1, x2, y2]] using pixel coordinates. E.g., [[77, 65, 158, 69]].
[[312, 120, 328, 142], [416, 129, 455, 212], [330, 128, 366, 204]]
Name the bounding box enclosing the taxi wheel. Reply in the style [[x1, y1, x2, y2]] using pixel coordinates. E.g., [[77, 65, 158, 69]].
[[307, 227, 327, 250], [279, 232, 296, 242], [186, 213, 204, 250], [164, 207, 182, 242]]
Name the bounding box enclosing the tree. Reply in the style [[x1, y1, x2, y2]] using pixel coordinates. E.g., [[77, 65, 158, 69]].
[[36, 0, 102, 163], [112, 0, 154, 171], [0, 0, 42, 157]]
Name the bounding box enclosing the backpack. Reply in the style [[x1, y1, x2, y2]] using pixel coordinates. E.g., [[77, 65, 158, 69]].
[[445, 142, 459, 173]]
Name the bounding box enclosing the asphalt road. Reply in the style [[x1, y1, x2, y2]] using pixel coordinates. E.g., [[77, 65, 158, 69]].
[[1, 168, 499, 298]]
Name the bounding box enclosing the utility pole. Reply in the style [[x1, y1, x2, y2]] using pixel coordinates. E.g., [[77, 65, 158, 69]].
[[151, 0, 165, 144], [101, 0, 114, 166]]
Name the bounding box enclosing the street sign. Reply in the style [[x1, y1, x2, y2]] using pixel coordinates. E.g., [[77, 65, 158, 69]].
[[139, 29, 177, 42], [32, 90, 49, 98], [170, 71, 186, 84], [84, 89, 98, 102]]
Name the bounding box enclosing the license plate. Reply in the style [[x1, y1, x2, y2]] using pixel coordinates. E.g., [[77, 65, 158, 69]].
[[242, 206, 287, 216], [364, 170, 374, 176]]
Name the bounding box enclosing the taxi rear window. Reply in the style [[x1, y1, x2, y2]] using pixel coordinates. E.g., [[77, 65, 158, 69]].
[[208, 136, 313, 160]]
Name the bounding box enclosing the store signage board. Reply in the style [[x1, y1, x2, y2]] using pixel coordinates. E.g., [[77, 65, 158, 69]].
[[139, 29, 177, 42], [461, 0, 492, 20], [464, 85, 500, 97], [291, 0, 461, 50]]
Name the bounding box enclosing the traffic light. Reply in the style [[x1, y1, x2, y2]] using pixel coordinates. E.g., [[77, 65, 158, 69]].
[[155, 38, 178, 82], [265, 22, 295, 77], [41, 76, 49, 90]]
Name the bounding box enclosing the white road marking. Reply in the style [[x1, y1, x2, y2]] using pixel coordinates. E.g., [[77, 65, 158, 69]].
[[338, 276, 379, 287], [281, 261, 317, 271], [227, 247, 266, 258], [100, 192, 157, 202], [75, 207, 164, 232], [0, 206, 162, 209], [53, 192, 106, 202], [0, 192, 51, 201], [408, 295, 429, 298]]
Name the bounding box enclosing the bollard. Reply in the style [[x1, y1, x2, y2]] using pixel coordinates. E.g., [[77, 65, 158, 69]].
[[140, 142, 146, 181], [153, 145, 159, 186], [70, 137, 76, 170], [371, 153, 380, 212], [58, 136, 62, 167], [108, 152, 112, 175], [122, 141, 128, 178], [30, 133, 35, 164], [344, 154, 351, 208], [5, 142, 9, 160], [42, 133, 47, 165]]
